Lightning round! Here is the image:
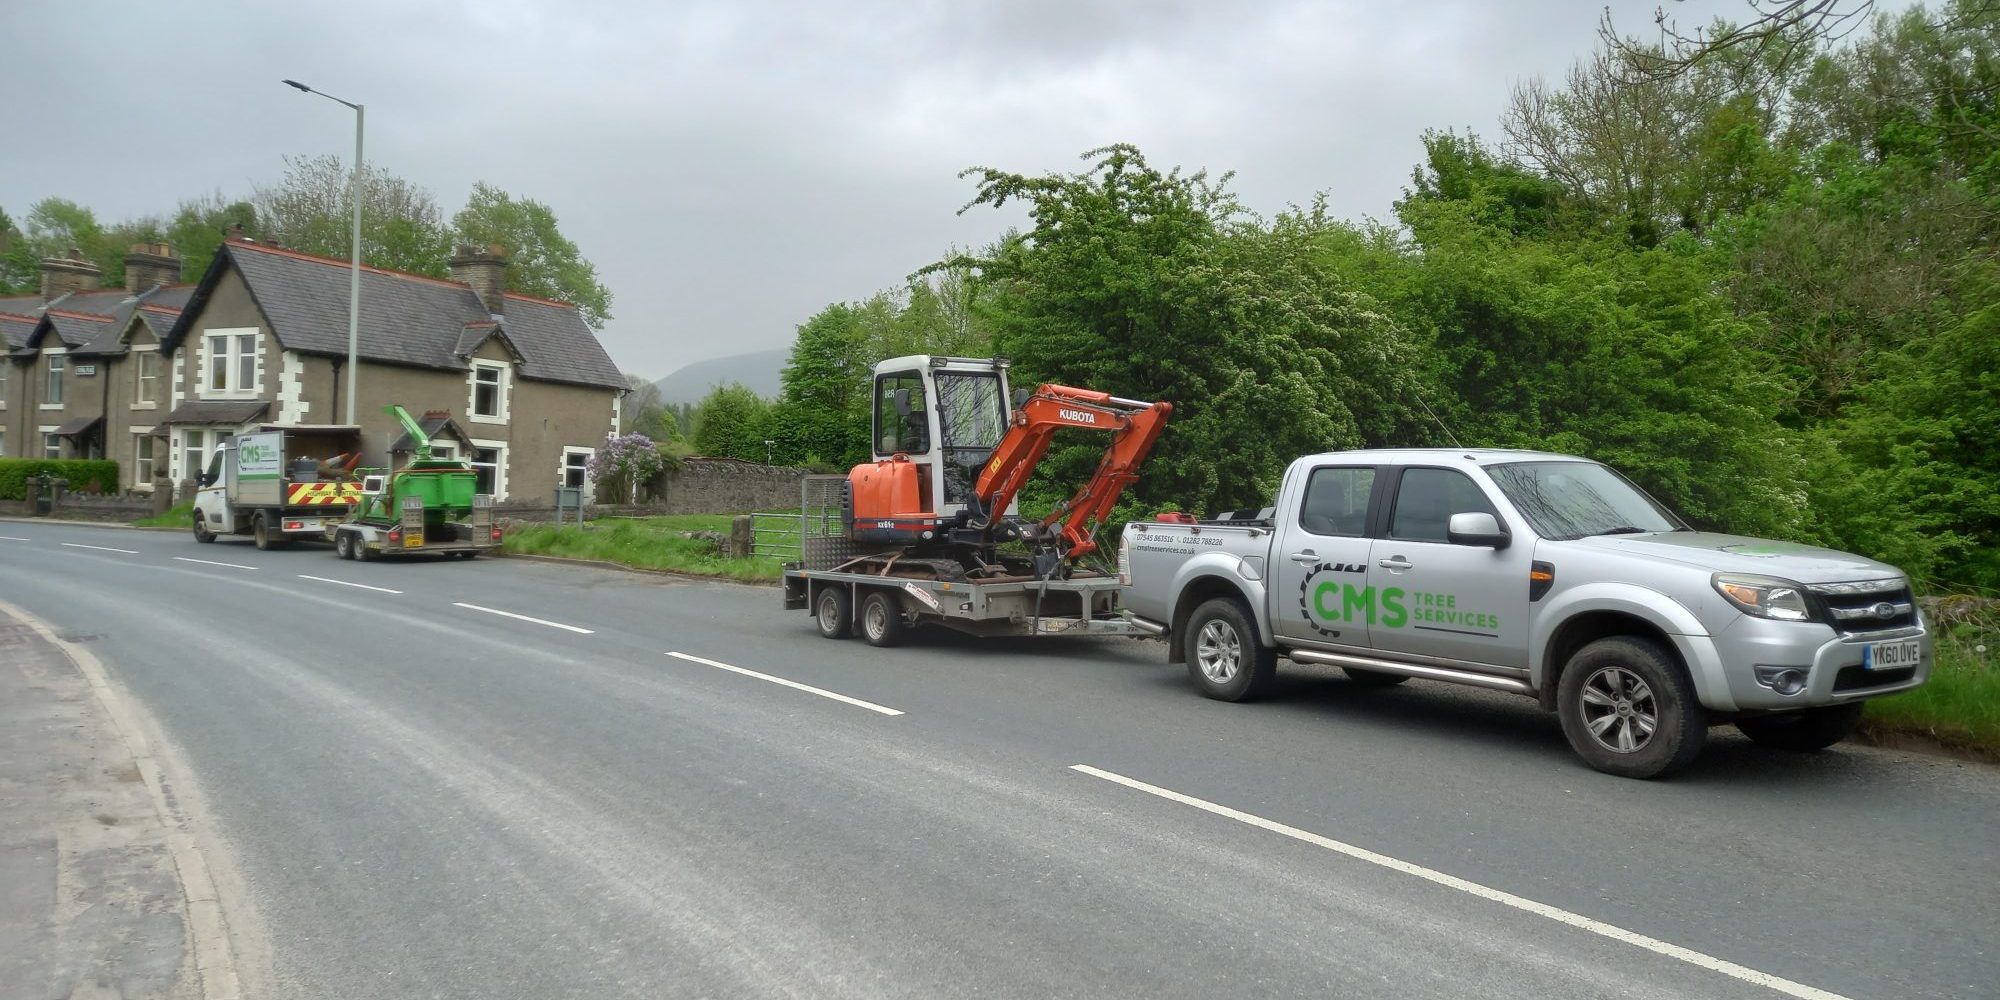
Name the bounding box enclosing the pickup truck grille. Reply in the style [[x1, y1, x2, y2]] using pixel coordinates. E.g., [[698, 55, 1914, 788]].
[[1808, 579, 1917, 633], [1834, 665, 1917, 692]]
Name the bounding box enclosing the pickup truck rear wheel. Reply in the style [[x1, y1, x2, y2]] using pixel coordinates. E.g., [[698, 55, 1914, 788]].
[[1184, 598, 1277, 702], [1736, 704, 1864, 752], [1343, 667, 1409, 688], [1558, 636, 1706, 779]]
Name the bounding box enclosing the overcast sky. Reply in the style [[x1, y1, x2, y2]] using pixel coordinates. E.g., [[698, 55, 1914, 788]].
[[3, 0, 1744, 379]]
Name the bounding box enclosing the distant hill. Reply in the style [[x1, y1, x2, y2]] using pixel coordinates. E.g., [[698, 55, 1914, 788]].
[[652, 347, 789, 404]]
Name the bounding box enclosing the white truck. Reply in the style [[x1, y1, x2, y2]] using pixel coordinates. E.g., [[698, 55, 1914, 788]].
[[1118, 449, 1931, 778], [192, 425, 364, 549]]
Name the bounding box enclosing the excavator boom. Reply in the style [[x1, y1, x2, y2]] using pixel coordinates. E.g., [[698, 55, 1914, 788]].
[[973, 384, 1171, 564]]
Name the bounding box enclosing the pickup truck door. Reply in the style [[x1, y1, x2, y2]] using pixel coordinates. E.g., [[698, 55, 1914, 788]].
[[1365, 466, 1531, 671], [1272, 465, 1382, 649]]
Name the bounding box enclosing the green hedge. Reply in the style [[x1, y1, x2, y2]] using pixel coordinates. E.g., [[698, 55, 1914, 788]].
[[0, 459, 121, 500]]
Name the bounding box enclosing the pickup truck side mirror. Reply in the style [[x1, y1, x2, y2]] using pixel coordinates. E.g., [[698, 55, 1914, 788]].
[[1447, 511, 1510, 549], [198, 472, 217, 488]]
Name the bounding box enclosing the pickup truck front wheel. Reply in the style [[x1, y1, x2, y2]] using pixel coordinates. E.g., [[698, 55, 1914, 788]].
[[1736, 704, 1864, 752], [1185, 598, 1277, 702], [1557, 637, 1706, 779]]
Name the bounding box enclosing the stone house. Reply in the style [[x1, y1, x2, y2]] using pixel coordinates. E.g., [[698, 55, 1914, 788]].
[[1, 238, 627, 502], [0, 245, 190, 493]]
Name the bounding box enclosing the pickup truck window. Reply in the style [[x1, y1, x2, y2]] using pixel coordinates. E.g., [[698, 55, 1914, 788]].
[[1487, 461, 1680, 540], [1388, 467, 1495, 542], [1298, 467, 1374, 536]]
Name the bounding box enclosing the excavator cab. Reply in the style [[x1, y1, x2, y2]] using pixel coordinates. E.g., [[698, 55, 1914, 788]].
[[850, 356, 1015, 542]]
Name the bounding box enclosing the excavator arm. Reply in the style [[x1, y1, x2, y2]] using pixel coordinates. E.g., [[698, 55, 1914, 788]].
[[972, 384, 1172, 565]]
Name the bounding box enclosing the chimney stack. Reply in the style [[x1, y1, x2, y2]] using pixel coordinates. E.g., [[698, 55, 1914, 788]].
[[40, 247, 102, 301], [448, 243, 508, 316], [124, 242, 182, 292]]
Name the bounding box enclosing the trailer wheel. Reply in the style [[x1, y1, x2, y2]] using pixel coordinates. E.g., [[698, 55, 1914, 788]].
[[859, 590, 908, 647], [334, 530, 356, 560], [193, 511, 215, 544], [815, 587, 853, 640], [356, 535, 378, 561]]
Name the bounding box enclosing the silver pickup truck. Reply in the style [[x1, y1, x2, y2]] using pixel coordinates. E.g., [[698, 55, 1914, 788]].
[[1117, 449, 1931, 778]]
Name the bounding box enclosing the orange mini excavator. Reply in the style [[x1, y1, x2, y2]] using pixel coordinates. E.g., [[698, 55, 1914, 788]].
[[844, 356, 1171, 578]]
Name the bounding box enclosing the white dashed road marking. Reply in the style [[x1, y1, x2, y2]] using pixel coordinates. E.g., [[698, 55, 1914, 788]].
[[666, 651, 905, 717], [174, 556, 258, 571], [452, 602, 595, 634], [297, 574, 403, 595], [0, 535, 28, 541], [1069, 764, 1854, 1000], [61, 542, 139, 555]]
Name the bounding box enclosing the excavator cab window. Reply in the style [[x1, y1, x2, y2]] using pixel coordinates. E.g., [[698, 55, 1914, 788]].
[[874, 371, 930, 455], [935, 372, 1007, 506]]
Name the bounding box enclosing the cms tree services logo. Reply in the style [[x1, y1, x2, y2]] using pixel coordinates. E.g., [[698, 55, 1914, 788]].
[[1297, 561, 1410, 638]]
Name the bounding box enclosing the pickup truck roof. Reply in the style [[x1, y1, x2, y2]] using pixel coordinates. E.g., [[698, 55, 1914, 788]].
[[1293, 448, 1591, 466]]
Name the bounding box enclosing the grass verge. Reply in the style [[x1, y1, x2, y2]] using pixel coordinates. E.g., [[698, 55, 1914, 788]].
[[501, 515, 785, 583], [1863, 626, 1999, 753], [132, 500, 194, 528]]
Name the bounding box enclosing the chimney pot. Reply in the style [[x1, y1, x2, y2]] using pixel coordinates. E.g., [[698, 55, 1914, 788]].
[[39, 249, 102, 301], [123, 242, 182, 292]]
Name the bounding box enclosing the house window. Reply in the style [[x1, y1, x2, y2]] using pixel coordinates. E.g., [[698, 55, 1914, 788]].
[[181, 429, 206, 481], [45, 355, 64, 405], [562, 449, 591, 490], [0, 360, 8, 403], [470, 362, 508, 421], [205, 332, 257, 393], [0, 428, 7, 456], [468, 446, 500, 496], [134, 435, 155, 487], [429, 443, 456, 460], [43, 431, 61, 459], [135, 351, 160, 405]]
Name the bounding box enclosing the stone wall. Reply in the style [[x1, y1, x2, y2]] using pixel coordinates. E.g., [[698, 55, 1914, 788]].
[[0, 490, 157, 521], [651, 459, 807, 515]]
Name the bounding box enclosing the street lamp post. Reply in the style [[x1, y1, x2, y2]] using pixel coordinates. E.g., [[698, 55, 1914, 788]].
[[282, 79, 364, 426]]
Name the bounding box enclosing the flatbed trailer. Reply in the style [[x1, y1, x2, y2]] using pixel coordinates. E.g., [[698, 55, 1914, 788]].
[[780, 476, 1164, 645]]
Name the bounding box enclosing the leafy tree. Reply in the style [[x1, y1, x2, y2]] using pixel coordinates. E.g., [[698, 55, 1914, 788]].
[[166, 193, 258, 282], [621, 375, 684, 445], [945, 144, 1424, 519], [0, 207, 34, 294], [253, 154, 452, 276], [691, 383, 774, 462], [452, 182, 613, 329], [588, 432, 668, 504], [770, 302, 869, 468]]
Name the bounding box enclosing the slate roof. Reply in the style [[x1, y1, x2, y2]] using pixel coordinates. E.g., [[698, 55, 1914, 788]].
[[4, 284, 194, 356], [44, 310, 114, 349], [390, 412, 473, 452], [0, 312, 37, 351], [182, 241, 625, 390], [161, 399, 271, 425], [53, 415, 103, 436]]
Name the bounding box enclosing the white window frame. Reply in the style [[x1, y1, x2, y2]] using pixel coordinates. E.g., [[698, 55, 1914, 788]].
[[560, 446, 593, 497], [469, 438, 508, 499], [468, 361, 511, 424], [132, 429, 157, 491], [429, 442, 457, 460], [0, 358, 9, 409], [40, 425, 60, 459], [0, 427, 7, 456], [133, 347, 161, 408], [178, 428, 207, 483], [201, 328, 259, 399], [42, 350, 66, 408]]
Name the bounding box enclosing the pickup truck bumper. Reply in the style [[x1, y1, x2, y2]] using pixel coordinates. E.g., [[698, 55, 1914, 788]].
[[1676, 615, 1933, 713]]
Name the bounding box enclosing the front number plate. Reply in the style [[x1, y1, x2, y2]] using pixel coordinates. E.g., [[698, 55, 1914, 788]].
[[1864, 639, 1921, 671], [403, 533, 424, 548]]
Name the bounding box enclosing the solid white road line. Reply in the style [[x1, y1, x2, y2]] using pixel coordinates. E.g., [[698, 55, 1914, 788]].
[[297, 574, 403, 595], [453, 602, 595, 634], [61, 542, 140, 555], [1069, 764, 1854, 1000], [173, 556, 258, 571], [666, 651, 905, 717], [0, 535, 28, 541]]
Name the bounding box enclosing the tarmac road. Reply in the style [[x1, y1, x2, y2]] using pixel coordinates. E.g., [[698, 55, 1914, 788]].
[[2, 519, 1994, 999]]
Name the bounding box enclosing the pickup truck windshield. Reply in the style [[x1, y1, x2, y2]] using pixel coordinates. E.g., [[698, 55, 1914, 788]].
[[1488, 461, 1682, 540]]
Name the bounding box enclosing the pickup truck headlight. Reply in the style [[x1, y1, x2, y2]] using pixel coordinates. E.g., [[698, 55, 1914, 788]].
[[1712, 574, 1813, 622]]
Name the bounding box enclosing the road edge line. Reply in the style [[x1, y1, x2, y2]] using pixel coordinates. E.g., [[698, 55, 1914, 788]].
[[0, 599, 246, 1000], [1068, 763, 1855, 1000]]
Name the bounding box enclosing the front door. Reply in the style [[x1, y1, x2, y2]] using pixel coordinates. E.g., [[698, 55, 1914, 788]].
[[1365, 466, 1530, 670], [1272, 465, 1382, 649]]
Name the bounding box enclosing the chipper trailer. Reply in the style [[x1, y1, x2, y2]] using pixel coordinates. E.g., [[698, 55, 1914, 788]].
[[325, 404, 499, 561], [782, 354, 1175, 645]]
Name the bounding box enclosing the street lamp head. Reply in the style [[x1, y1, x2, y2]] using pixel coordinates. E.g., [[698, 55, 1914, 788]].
[[282, 79, 311, 93]]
